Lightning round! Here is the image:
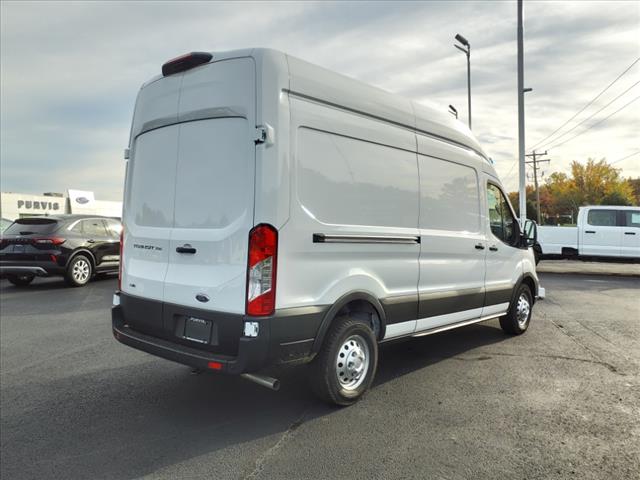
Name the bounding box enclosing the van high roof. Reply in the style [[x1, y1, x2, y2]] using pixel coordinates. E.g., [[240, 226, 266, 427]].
[[145, 48, 488, 161]]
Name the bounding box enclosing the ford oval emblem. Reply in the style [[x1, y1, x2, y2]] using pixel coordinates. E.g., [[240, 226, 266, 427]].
[[195, 294, 210, 303], [75, 197, 89, 204]]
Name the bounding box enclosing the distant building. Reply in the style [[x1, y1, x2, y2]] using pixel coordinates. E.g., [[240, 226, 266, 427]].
[[0, 189, 122, 221]]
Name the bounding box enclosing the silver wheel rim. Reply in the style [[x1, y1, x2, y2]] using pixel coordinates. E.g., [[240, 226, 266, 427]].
[[335, 335, 370, 391], [72, 259, 90, 283], [516, 293, 531, 328]]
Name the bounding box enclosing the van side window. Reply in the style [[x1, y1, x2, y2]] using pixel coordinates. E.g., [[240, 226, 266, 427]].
[[624, 210, 640, 228], [587, 210, 617, 227], [487, 184, 517, 246]]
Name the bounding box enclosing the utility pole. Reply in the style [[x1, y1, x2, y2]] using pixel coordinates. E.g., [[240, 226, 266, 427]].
[[525, 150, 550, 224]]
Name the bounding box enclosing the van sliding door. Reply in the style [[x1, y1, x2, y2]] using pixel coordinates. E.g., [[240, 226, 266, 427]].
[[416, 147, 486, 331]]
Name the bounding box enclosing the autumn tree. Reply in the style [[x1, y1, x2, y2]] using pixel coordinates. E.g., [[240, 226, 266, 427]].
[[509, 158, 635, 225], [627, 178, 640, 205], [508, 186, 537, 219], [568, 159, 635, 206]]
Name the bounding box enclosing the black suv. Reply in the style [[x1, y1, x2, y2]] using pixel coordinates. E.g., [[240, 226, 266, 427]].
[[0, 215, 121, 287]]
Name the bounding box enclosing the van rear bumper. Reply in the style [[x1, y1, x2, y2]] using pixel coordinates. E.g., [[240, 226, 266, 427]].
[[112, 304, 267, 374], [112, 292, 328, 374]]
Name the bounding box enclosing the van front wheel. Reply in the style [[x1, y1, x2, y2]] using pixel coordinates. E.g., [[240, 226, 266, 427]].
[[500, 284, 533, 335], [310, 316, 378, 406]]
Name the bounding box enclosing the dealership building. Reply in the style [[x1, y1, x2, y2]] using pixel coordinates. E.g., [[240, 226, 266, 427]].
[[0, 189, 122, 222]]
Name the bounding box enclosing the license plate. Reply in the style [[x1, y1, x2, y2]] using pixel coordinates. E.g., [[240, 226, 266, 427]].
[[183, 317, 212, 344]]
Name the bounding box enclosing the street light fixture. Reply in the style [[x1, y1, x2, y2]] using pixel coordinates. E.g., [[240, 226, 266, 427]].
[[448, 105, 458, 119], [454, 33, 471, 130]]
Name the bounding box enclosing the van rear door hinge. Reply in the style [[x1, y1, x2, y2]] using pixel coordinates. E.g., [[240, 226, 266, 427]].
[[254, 124, 274, 146]]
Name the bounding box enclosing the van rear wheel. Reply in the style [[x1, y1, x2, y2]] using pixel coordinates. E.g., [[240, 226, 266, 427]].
[[310, 316, 378, 406], [500, 284, 533, 335]]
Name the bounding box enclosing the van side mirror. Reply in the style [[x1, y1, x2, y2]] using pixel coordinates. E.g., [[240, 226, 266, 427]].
[[523, 219, 537, 247]]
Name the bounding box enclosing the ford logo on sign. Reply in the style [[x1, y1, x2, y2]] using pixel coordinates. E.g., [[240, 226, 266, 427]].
[[75, 197, 89, 205]]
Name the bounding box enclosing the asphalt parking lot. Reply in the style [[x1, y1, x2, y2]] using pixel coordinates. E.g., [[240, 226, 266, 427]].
[[1, 271, 639, 480]]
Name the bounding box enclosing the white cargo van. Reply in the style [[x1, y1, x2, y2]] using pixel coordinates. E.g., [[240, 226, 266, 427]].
[[537, 205, 640, 259], [112, 48, 542, 405]]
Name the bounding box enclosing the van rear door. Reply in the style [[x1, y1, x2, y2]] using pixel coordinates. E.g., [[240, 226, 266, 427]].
[[163, 117, 254, 312], [123, 57, 256, 315]]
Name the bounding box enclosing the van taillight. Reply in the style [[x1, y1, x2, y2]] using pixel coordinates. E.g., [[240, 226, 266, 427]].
[[162, 52, 213, 76], [246, 224, 278, 316], [118, 228, 124, 291]]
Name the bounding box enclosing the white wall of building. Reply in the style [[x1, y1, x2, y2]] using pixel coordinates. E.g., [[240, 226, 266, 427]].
[[0, 190, 122, 221]]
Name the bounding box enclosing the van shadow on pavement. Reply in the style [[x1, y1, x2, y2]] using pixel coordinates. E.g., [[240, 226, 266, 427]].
[[0, 274, 117, 293], [1, 322, 507, 479]]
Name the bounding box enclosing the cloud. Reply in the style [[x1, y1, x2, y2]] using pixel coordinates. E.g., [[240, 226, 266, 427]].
[[1, 0, 638, 200]]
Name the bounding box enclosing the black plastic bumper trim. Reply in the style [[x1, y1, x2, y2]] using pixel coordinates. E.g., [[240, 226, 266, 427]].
[[112, 292, 328, 373]]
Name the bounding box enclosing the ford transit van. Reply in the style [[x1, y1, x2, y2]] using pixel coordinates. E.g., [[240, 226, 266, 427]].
[[112, 48, 543, 405]]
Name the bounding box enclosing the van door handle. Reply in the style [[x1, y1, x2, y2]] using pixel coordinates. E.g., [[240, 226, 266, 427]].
[[474, 243, 485, 250], [625, 232, 636, 235], [585, 230, 596, 234], [489, 245, 498, 252], [176, 245, 196, 254]]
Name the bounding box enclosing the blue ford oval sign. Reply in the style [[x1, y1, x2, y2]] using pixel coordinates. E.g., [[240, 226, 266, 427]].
[[195, 294, 210, 303], [75, 197, 90, 205]]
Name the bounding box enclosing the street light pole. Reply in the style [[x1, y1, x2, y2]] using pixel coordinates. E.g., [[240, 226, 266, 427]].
[[454, 34, 471, 130], [517, 0, 526, 227]]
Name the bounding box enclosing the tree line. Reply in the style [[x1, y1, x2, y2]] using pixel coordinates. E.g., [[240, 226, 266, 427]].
[[508, 158, 639, 225]]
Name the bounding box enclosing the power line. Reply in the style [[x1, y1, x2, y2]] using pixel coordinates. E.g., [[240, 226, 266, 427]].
[[502, 159, 519, 185], [538, 79, 640, 150], [611, 150, 640, 165], [527, 57, 640, 151], [548, 95, 640, 151]]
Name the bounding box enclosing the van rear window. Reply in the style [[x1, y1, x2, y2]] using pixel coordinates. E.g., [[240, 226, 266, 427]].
[[3, 218, 59, 235]]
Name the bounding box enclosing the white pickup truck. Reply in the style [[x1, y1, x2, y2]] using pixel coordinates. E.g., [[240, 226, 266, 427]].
[[537, 205, 640, 260]]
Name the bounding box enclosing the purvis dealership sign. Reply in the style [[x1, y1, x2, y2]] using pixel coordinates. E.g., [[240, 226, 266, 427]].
[[1, 190, 122, 221], [16, 199, 62, 212]]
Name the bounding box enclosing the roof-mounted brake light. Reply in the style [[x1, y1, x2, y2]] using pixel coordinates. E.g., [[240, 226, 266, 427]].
[[162, 52, 212, 77]]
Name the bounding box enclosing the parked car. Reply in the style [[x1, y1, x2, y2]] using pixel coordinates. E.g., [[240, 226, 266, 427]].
[[0, 215, 121, 287], [113, 48, 542, 405], [537, 206, 639, 260]]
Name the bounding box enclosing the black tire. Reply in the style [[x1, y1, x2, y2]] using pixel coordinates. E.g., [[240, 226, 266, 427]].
[[310, 316, 378, 406], [500, 284, 533, 335], [65, 254, 93, 287], [7, 274, 35, 287]]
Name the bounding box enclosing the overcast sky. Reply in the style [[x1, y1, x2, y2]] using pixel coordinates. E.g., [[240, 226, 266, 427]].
[[1, 0, 639, 201]]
